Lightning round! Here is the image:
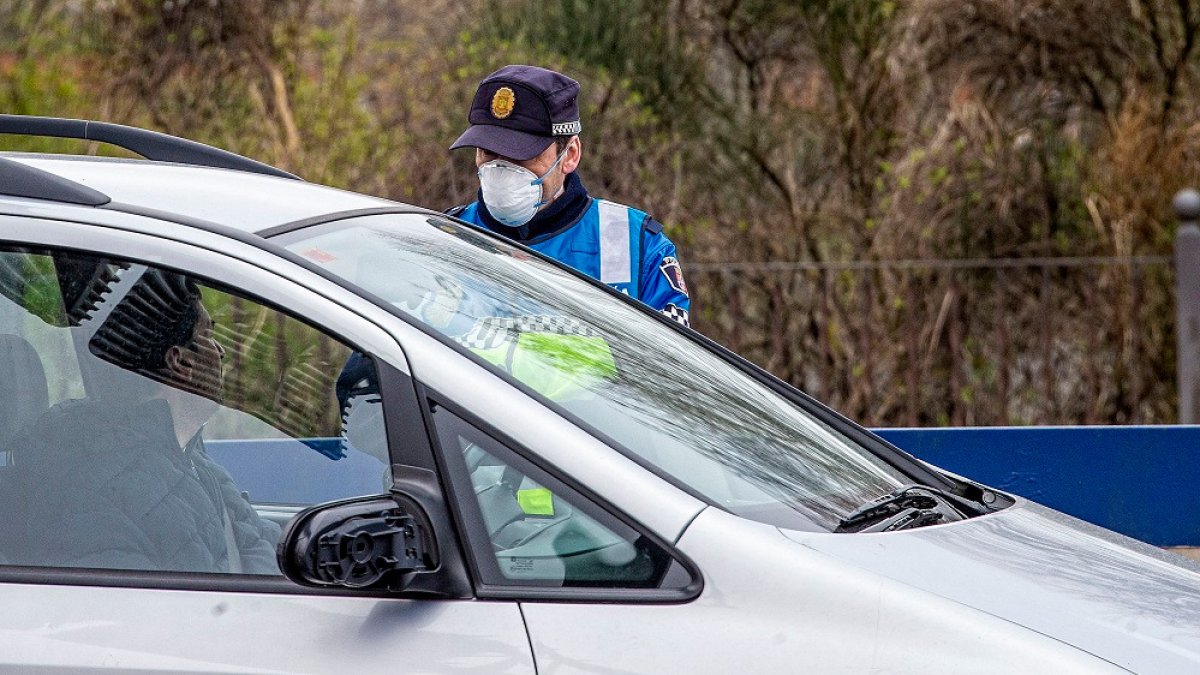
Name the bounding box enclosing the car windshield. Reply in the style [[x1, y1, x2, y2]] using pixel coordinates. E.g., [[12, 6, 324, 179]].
[[277, 213, 915, 531]]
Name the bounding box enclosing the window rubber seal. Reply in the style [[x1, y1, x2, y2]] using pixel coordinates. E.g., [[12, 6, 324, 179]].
[[0, 565, 402, 597]]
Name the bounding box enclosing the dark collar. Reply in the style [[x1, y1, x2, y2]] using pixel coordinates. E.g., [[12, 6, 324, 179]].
[[476, 172, 592, 242]]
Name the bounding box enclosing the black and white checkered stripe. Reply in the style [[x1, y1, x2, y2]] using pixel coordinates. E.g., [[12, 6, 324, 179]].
[[661, 303, 689, 327], [456, 315, 599, 350], [552, 120, 582, 135]]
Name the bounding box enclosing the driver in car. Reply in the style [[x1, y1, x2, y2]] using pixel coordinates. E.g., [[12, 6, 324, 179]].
[[12, 269, 280, 574]]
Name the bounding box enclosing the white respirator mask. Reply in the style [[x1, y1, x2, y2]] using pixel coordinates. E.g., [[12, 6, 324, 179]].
[[477, 146, 567, 227]]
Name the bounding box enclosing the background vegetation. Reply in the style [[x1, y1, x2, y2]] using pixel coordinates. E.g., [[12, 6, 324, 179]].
[[2, 0, 1196, 426]]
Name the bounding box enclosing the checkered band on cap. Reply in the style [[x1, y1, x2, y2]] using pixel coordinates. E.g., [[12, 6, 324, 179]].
[[552, 121, 582, 136]]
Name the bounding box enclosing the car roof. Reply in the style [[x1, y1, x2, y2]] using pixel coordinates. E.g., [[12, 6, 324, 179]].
[[1, 152, 397, 233]]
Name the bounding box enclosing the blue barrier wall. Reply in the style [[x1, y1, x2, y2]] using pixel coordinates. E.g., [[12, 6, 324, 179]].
[[206, 438, 387, 505], [209, 427, 1200, 548], [875, 426, 1200, 547]]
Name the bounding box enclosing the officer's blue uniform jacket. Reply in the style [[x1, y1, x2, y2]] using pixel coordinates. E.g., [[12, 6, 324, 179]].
[[451, 174, 691, 326]]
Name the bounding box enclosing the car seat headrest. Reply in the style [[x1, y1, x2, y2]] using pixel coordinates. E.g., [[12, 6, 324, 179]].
[[0, 333, 49, 449]]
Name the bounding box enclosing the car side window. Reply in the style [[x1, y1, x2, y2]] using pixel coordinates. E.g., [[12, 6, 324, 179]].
[[430, 404, 683, 590], [0, 246, 389, 576]]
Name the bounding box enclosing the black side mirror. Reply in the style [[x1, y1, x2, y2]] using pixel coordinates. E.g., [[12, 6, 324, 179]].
[[277, 493, 439, 591]]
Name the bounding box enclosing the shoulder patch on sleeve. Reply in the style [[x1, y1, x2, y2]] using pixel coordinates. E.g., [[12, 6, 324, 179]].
[[642, 215, 664, 235], [659, 256, 688, 296]]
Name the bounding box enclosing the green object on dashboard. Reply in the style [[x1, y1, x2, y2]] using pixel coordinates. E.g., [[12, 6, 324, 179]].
[[517, 487, 555, 516]]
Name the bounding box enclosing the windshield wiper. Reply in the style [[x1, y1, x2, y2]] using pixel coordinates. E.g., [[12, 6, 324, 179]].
[[835, 484, 982, 533]]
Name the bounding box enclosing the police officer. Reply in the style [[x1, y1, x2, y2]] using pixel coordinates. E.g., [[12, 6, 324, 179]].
[[448, 64, 691, 327]]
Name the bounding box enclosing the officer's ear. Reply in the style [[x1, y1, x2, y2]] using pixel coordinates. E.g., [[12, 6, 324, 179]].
[[561, 136, 582, 174]]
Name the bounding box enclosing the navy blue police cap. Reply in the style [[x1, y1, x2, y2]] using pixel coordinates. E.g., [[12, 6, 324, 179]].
[[450, 65, 581, 161]]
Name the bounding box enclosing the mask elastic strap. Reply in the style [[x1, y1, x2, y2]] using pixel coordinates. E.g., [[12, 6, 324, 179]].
[[532, 144, 570, 186], [535, 184, 565, 210], [528, 144, 570, 209]]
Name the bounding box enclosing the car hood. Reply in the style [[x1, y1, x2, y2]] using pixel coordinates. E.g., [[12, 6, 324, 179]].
[[781, 500, 1200, 673]]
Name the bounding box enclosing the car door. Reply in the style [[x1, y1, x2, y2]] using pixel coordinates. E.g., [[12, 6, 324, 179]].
[[0, 214, 535, 673]]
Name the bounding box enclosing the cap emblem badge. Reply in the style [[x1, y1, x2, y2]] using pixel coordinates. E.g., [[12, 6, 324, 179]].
[[491, 87, 516, 119]]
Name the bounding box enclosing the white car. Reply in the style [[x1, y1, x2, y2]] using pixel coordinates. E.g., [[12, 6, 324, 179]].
[[0, 115, 1197, 673]]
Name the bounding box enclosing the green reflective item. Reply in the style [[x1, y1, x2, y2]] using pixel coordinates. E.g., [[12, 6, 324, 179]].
[[517, 487, 555, 516], [519, 332, 616, 378], [467, 327, 616, 401]]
